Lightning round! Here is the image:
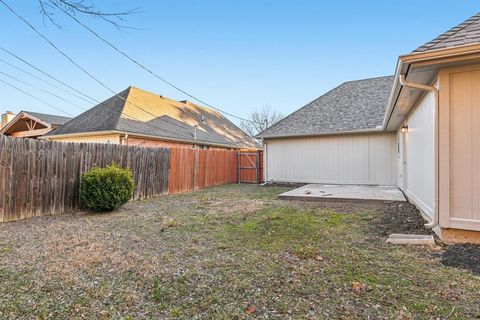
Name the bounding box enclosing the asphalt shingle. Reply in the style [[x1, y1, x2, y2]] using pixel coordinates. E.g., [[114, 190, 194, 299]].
[[414, 13, 480, 53], [24, 111, 71, 126], [47, 87, 258, 149], [256, 76, 394, 138]]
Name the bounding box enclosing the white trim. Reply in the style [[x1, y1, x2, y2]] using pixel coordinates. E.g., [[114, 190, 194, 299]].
[[259, 127, 387, 140], [0, 111, 51, 134], [403, 189, 433, 221], [267, 178, 395, 186]]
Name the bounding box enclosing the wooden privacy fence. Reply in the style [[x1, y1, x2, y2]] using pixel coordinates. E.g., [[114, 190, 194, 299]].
[[169, 148, 238, 194], [0, 135, 170, 222], [0, 135, 246, 222], [238, 151, 264, 184]]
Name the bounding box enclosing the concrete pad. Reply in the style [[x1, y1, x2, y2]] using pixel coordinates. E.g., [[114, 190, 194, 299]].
[[386, 234, 436, 245], [278, 184, 406, 203]]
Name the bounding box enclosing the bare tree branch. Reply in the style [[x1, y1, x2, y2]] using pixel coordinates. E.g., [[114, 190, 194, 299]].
[[37, 0, 142, 30], [240, 105, 284, 138]]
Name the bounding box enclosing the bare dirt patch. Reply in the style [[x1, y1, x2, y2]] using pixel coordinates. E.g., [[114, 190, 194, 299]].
[[374, 201, 434, 236], [435, 244, 480, 276]]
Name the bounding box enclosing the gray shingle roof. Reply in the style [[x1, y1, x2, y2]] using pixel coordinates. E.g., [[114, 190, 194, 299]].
[[414, 13, 480, 53], [47, 87, 258, 149], [24, 111, 71, 126], [256, 76, 394, 139]]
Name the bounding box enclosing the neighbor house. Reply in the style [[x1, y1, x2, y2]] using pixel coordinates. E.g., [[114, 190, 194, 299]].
[[257, 13, 480, 243], [44, 86, 258, 150], [0, 110, 71, 138]]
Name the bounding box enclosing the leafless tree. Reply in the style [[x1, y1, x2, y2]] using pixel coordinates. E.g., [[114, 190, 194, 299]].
[[241, 105, 284, 137], [37, 0, 141, 29]]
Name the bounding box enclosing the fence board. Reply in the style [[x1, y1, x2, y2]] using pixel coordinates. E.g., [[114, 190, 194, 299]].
[[238, 151, 264, 183], [168, 148, 238, 194], [0, 135, 172, 222], [0, 135, 248, 222]]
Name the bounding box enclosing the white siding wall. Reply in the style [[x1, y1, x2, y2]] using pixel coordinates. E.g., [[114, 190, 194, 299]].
[[265, 133, 397, 185], [400, 91, 435, 217]]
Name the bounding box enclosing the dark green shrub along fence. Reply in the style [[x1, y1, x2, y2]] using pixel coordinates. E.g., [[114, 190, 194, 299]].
[[0, 135, 170, 222]]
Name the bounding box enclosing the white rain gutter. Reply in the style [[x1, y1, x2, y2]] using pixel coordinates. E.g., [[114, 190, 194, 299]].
[[398, 74, 439, 229]]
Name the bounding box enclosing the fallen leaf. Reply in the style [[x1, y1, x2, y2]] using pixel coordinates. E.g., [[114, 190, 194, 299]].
[[351, 281, 366, 292], [246, 305, 256, 314]]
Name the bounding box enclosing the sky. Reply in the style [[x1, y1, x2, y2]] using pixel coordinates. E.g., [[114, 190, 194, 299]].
[[0, 1, 478, 125]]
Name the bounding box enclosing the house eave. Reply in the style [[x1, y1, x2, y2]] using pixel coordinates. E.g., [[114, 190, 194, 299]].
[[43, 130, 259, 150], [259, 128, 392, 140], [0, 111, 52, 135], [384, 43, 480, 130]]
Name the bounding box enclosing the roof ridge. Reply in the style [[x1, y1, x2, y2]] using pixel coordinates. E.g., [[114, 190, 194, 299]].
[[256, 76, 393, 138], [21, 110, 72, 118], [414, 12, 480, 52], [342, 75, 394, 84], [115, 86, 133, 129], [256, 76, 394, 139]]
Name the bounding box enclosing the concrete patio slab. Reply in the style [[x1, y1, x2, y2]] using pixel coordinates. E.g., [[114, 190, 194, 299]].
[[386, 234, 436, 245], [278, 184, 406, 203]]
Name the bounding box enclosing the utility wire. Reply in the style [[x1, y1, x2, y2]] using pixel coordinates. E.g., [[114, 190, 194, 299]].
[[0, 74, 192, 139], [0, 51, 193, 140], [0, 70, 86, 109], [0, 77, 189, 140], [0, 0, 194, 139], [2, 49, 203, 133], [0, 56, 97, 105], [50, 0, 253, 123], [0, 78, 74, 117], [0, 46, 98, 104]]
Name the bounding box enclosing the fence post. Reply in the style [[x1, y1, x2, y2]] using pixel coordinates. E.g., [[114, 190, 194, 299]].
[[237, 151, 240, 184], [256, 150, 260, 184]]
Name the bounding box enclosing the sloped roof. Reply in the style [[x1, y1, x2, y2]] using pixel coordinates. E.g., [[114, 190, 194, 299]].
[[414, 13, 480, 53], [24, 111, 71, 126], [47, 86, 258, 149], [257, 76, 394, 139]]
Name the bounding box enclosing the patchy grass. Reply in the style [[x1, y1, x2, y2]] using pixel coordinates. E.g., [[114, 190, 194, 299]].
[[0, 184, 479, 319]]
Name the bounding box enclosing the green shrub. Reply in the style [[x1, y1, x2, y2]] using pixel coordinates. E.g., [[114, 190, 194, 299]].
[[80, 162, 134, 212]]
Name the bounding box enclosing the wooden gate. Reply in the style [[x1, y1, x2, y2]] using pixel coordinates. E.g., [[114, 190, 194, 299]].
[[238, 151, 263, 184]]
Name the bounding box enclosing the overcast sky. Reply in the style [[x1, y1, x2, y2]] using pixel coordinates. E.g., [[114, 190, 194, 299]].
[[0, 1, 478, 124]]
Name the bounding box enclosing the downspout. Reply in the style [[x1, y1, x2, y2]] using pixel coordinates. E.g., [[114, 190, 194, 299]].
[[399, 74, 439, 229]]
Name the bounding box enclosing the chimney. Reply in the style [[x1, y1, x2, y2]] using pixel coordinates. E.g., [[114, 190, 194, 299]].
[[1, 111, 16, 129]]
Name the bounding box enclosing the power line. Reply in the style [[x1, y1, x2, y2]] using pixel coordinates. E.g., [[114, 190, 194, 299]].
[[0, 56, 97, 105], [0, 78, 75, 117], [0, 70, 86, 109], [50, 0, 253, 123], [0, 46, 98, 104], [0, 0, 194, 139], [1, 2, 207, 141], [0, 54, 193, 141], [0, 74, 193, 139]]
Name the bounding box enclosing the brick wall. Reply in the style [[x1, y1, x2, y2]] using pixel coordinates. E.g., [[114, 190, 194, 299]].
[[125, 136, 234, 150], [125, 137, 194, 148]]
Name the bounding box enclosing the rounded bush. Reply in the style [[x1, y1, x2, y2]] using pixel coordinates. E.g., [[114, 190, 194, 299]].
[[80, 163, 134, 212]]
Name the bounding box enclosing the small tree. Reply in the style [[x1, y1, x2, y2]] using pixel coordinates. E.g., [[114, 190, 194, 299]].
[[240, 105, 284, 137], [80, 162, 134, 212]]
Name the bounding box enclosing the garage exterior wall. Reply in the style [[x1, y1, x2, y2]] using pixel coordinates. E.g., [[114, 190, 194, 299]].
[[264, 132, 397, 185], [399, 90, 435, 218]]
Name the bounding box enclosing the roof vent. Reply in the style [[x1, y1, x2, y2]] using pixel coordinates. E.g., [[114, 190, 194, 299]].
[[193, 125, 198, 140]]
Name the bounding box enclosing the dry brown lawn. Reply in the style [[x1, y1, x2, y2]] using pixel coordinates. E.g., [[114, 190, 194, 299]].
[[0, 184, 479, 319]]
